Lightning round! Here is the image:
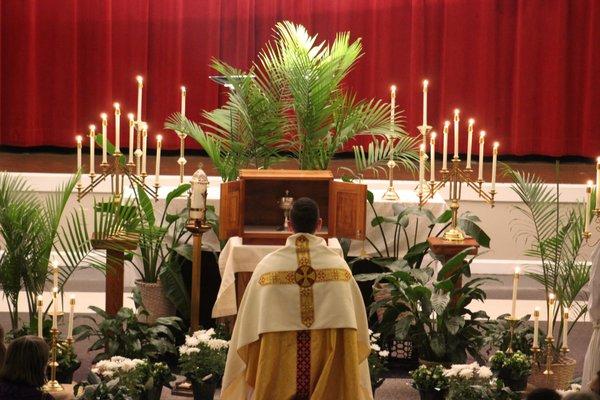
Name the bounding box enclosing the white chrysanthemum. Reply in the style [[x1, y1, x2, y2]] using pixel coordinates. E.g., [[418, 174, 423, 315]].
[[378, 350, 389, 358], [186, 336, 201, 347], [458, 368, 474, 379], [478, 366, 493, 379], [370, 344, 381, 352]]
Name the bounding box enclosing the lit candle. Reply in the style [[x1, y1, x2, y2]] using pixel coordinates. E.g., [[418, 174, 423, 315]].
[[491, 142, 499, 191], [37, 295, 44, 338], [136, 75, 143, 123], [155, 135, 162, 185], [181, 86, 187, 117], [128, 113, 135, 164], [548, 293, 556, 339], [76, 135, 82, 173], [113, 103, 121, 154], [89, 125, 96, 175], [466, 119, 474, 169], [141, 124, 148, 175], [101, 113, 108, 164], [67, 295, 76, 339], [562, 309, 569, 349], [52, 287, 58, 329], [453, 109, 460, 159], [422, 80, 429, 128], [478, 131, 486, 181], [511, 266, 520, 318], [596, 157, 600, 211], [533, 307, 540, 348], [442, 121, 450, 170], [52, 259, 59, 289], [585, 181, 593, 233], [419, 144, 425, 194], [390, 85, 396, 131], [430, 132, 436, 182]]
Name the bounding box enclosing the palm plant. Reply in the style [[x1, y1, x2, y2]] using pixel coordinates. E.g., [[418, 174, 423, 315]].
[[0, 172, 127, 331], [505, 164, 589, 358]]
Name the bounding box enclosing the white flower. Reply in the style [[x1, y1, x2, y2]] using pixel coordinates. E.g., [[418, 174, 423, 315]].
[[478, 366, 493, 379], [378, 350, 389, 358], [458, 368, 474, 379], [370, 344, 381, 352], [186, 336, 201, 347]]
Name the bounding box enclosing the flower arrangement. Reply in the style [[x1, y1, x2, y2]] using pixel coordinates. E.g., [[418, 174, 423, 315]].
[[490, 351, 531, 381], [410, 364, 449, 393], [444, 363, 518, 400], [88, 356, 174, 400], [367, 330, 389, 391], [178, 329, 229, 384]]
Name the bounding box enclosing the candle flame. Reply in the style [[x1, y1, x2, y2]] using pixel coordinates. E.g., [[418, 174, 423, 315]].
[[136, 75, 144, 84], [468, 118, 475, 125], [100, 113, 107, 120], [597, 156, 600, 163], [113, 102, 120, 110], [156, 134, 163, 142], [493, 141, 499, 149], [37, 295, 43, 305], [52, 287, 59, 295], [549, 293, 556, 302], [431, 131, 437, 139], [454, 109, 460, 115], [76, 135, 82, 143], [128, 113, 134, 121], [514, 266, 521, 275], [480, 130, 486, 137], [89, 124, 96, 131], [587, 180, 594, 188], [444, 121, 450, 128], [534, 306, 540, 312], [181, 86, 186, 92], [423, 79, 429, 89], [390, 85, 396, 93]]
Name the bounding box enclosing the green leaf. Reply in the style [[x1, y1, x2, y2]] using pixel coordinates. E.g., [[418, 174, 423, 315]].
[[394, 312, 414, 340], [459, 218, 490, 248], [436, 248, 474, 281], [371, 216, 385, 227], [446, 316, 465, 335], [136, 184, 155, 226], [431, 292, 450, 314], [166, 184, 191, 207], [366, 190, 374, 205]]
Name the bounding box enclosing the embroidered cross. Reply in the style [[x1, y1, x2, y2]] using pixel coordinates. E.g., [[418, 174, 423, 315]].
[[258, 235, 351, 327]]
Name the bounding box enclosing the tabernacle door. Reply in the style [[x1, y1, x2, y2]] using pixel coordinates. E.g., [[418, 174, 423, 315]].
[[329, 181, 367, 240], [219, 180, 243, 240]]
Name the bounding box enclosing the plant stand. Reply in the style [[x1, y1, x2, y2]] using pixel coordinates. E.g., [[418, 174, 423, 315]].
[[185, 220, 211, 332], [91, 233, 138, 315], [427, 237, 479, 301]]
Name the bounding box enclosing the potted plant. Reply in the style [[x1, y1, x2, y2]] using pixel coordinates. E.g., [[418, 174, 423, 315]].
[[410, 364, 449, 400], [129, 184, 191, 323], [490, 351, 531, 391], [367, 330, 389, 393], [485, 314, 544, 356], [368, 249, 492, 365], [179, 329, 229, 400], [55, 340, 81, 384], [444, 363, 517, 400], [505, 165, 589, 389], [74, 306, 184, 365]]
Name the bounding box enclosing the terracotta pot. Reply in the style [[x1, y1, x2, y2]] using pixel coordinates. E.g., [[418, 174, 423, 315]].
[[529, 357, 576, 390], [192, 380, 216, 400], [135, 279, 176, 324]]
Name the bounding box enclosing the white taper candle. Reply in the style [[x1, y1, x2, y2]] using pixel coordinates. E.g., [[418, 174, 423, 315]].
[[442, 121, 450, 170], [548, 293, 556, 339], [113, 103, 121, 153], [142, 124, 148, 175], [155, 135, 162, 185], [37, 295, 44, 338], [89, 125, 96, 175], [101, 113, 108, 164], [68, 295, 76, 339], [478, 131, 486, 181], [136, 76, 143, 123], [76, 135, 82, 173], [419, 144, 425, 194], [422, 80, 428, 127], [453, 109, 460, 159], [390, 85, 396, 131], [585, 181, 593, 233], [52, 287, 58, 329], [128, 113, 135, 163], [181, 86, 187, 117], [596, 157, 600, 211], [533, 307, 540, 348], [430, 132, 436, 182], [491, 142, 499, 191], [562, 310, 569, 349], [511, 266, 520, 319], [466, 119, 474, 169]]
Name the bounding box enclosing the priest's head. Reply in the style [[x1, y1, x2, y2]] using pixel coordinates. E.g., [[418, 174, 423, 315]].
[[289, 197, 322, 234]]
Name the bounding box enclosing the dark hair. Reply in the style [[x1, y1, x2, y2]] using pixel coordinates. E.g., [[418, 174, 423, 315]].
[[0, 336, 49, 387], [526, 388, 561, 400], [564, 394, 600, 400], [0, 325, 5, 367], [290, 197, 320, 234]]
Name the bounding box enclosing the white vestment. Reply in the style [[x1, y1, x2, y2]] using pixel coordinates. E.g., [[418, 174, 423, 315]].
[[583, 245, 600, 387], [221, 233, 373, 399]]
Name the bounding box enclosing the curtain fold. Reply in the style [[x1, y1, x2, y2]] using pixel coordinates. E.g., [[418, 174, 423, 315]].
[[1, 0, 598, 157]]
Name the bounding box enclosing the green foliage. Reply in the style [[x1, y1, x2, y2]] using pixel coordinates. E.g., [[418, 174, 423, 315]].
[[73, 306, 184, 364], [447, 377, 518, 400], [75, 374, 133, 400], [484, 314, 543, 356], [410, 364, 449, 392], [367, 331, 389, 391], [505, 164, 589, 358], [178, 330, 229, 383], [56, 340, 82, 373], [368, 250, 492, 364], [490, 351, 531, 380]]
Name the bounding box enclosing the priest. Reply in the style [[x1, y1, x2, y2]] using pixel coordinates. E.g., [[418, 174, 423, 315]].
[[221, 197, 373, 399]]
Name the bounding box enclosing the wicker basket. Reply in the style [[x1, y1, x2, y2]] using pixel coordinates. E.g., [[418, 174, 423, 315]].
[[529, 357, 577, 390], [136, 279, 176, 324]]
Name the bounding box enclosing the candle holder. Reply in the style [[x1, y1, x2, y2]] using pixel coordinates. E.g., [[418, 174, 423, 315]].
[[383, 158, 400, 201], [531, 346, 541, 363], [417, 125, 433, 152], [177, 131, 187, 185], [543, 337, 554, 383], [42, 328, 63, 393], [419, 156, 496, 242], [506, 316, 518, 355]]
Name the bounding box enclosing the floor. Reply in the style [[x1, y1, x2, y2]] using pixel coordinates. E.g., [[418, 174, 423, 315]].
[[0, 149, 595, 184]]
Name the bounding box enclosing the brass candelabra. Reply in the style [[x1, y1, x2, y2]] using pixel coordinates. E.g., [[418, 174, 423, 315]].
[[43, 328, 63, 393], [506, 317, 518, 355], [418, 156, 496, 241]]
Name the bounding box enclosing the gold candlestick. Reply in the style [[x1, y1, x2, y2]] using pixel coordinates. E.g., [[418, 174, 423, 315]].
[[543, 337, 554, 385], [531, 346, 541, 363], [43, 328, 63, 393], [177, 132, 187, 185], [506, 316, 517, 355], [383, 159, 399, 201]]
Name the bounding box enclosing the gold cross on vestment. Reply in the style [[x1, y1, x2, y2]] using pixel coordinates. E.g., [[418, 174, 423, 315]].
[[258, 235, 351, 327]]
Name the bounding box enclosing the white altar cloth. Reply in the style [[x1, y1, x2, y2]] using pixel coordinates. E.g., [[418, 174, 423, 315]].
[[212, 236, 343, 318]]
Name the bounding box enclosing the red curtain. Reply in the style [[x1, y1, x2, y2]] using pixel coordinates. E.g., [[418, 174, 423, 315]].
[[1, 0, 599, 157]]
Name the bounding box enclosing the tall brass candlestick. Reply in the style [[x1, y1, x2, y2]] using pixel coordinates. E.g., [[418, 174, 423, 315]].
[[383, 85, 399, 201], [42, 327, 63, 393]]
